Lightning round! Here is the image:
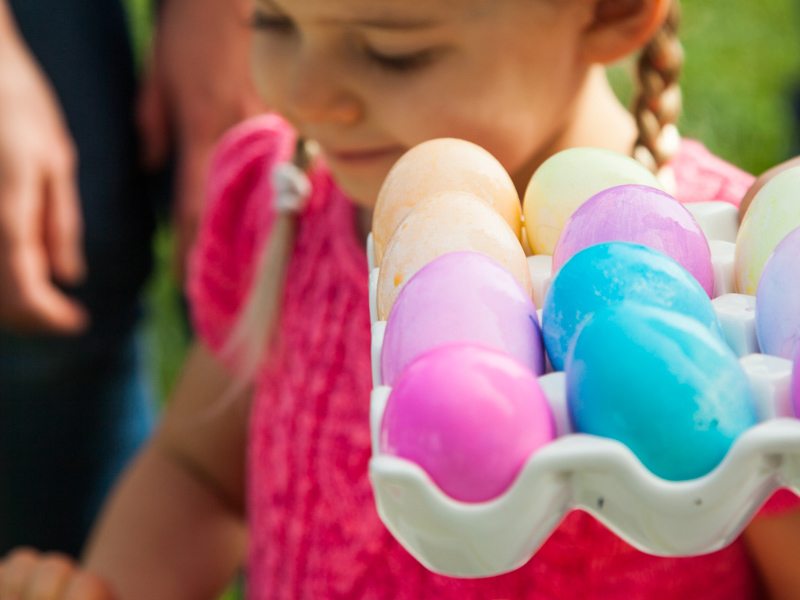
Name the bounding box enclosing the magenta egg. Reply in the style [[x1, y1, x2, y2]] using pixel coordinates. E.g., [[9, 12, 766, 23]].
[[552, 185, 714, 296], [756, 227, 800, 359], [381, 251, 544, 386], [380, 343, 556, 503]]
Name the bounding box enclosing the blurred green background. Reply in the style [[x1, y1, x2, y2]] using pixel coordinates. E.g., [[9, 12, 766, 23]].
[[122, 1, 800, 598]]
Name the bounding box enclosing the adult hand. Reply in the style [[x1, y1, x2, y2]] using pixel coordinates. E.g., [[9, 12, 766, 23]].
[[138, 0, 266, 283], [0, 31, 88, 334], [739, 156, 800, 223], [0, 548, 114, 600]]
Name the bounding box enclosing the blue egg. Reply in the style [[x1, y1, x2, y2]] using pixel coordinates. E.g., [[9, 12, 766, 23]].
[[566, 302, 758, 481], [543, 242, 723, 371]]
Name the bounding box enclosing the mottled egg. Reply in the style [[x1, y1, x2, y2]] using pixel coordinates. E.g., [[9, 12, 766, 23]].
[[552, 185, 714, 296], [372, 138, 522, 266], [377, 191, 530, 320], [381, 252, 544, 386], [380, 343, 556, 502], [756, 227, 800, 359], [567, 303, 758, 481], [542, 242, 723, 371], [735, 166, 800, 294], [523, 147, 662, 255]]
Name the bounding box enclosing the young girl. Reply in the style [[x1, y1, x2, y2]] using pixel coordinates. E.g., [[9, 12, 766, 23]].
[[3, 0, 800, 598]]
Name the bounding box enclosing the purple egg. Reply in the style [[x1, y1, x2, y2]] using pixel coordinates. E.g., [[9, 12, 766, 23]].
[[381, 251, 544, 386], [756, 227, 800, 359], [553, 185, 714, 296], [380, 343, 556, 502]]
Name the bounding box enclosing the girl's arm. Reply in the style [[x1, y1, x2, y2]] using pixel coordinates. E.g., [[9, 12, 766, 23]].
[[744, 510, 800, 599], [81, 342, 251, 600]]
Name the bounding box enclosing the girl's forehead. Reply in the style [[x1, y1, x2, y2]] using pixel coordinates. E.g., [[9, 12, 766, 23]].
[[263, 0, 494, 25]]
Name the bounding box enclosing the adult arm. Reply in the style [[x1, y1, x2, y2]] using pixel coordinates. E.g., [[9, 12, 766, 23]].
[[0, 0, 87, 333]]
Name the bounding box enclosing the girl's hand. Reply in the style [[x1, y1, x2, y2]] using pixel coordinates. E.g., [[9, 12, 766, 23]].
[[0, 26, 88, 334], [0, 548, 114, 600], [739, 156, 800, 223]]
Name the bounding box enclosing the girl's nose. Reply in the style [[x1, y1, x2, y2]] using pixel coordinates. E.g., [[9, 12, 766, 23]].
[[286, 53, 362, 126]]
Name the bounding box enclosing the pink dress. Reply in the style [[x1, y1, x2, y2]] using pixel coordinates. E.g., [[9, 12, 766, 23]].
[[188, 115, 796, 600]]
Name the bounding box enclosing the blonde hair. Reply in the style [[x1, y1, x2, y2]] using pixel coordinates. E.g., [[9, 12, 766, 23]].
[[221, 138, 312, 387], [222, 1, 684, 383], [632, 0, 683, 186]]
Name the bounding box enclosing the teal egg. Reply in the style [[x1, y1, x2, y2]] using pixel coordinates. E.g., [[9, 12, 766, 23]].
[[543, 242, 723, 371], [566, 303, 758, 481]]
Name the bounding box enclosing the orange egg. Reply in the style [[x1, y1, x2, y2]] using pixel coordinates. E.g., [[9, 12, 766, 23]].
[[377, 191, 530, 320], [372, 138, 521, 266]]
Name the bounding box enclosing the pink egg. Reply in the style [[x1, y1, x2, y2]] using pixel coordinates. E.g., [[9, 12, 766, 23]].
[[381, 252, 544, 386], [380, 343, 555, 503], [756, 227, 800, 359], [553, 185, 714, 296]]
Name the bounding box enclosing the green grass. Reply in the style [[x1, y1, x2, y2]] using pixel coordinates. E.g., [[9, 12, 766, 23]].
[[125, 2, 800, 599]]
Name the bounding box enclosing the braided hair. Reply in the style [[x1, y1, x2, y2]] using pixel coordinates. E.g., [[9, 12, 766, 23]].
[[632, 0, 683, 190]]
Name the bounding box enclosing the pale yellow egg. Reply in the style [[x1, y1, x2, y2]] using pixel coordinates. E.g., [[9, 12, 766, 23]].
[[372, 138, 521, 266], [376, 191, 530, 320], [734, 166, 800, 294], [523, 147, 662, 255]]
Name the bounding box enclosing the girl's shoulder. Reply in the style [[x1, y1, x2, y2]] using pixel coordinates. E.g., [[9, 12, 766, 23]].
[[186, 114, 302, 357], [673, 139, 755, 206]]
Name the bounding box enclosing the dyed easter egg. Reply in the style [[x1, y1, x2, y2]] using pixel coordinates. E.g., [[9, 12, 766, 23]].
[[377, 191, 530, 320], [523, 147, 662, 255], [735, 166, 800, 294], [381, 252, 544, 386], [552, 185, 714, 296], [567, 303, 758, 481], [372, 138, 521, 265], [380, 343, 556, 502], [756, 227, 800, 359], [542, 242, 723, 371]]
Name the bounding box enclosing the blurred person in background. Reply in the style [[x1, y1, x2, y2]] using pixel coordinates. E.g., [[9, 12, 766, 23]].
[[0, 0, 263, 557]]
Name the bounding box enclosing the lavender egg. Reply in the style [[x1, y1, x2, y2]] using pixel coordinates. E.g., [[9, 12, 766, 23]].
[[756, 227, 800, 359], [553, 185, 714, 296], [381, 252, 544, 386]]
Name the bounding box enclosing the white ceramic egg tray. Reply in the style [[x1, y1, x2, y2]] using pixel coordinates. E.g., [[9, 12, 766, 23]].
[[367, 202, 800, 578]]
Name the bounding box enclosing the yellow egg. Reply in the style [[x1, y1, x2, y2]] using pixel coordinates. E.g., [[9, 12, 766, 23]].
[[523, 147, 662, 255], [372, 138, 521, 265], [377, 191, 530, 320], [734, 166, 800, 294]]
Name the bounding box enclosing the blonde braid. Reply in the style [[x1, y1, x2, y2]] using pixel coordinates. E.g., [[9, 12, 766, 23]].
[[221, 138, 313, 385], [632, 0, 683, 189]]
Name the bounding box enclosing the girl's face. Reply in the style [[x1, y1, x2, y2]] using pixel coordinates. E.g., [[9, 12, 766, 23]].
[[251, 0, 594, 205]]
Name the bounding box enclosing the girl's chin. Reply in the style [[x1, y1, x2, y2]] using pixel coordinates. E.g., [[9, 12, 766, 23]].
[[328, 171, 382, 208]]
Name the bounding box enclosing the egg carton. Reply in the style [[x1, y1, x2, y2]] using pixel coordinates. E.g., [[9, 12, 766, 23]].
[[366, 201, 800, 578]]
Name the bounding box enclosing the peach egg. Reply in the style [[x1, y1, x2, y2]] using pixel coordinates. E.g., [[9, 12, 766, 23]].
[[734, 166, 800, 294], [372, 138, 521, 266], [523, 147, 662, 255], [376, 191, 530, 320]]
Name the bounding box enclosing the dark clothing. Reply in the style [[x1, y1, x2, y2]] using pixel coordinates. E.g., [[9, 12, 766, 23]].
[[0, 0, 160, 556]]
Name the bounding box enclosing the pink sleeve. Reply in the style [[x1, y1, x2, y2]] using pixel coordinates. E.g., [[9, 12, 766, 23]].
[[673, 139, 755, 207], [186, 114, 296, 359]]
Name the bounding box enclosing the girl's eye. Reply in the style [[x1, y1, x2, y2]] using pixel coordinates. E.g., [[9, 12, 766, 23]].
[[365, 48, 437, 73], [249, 11, 294, 33]]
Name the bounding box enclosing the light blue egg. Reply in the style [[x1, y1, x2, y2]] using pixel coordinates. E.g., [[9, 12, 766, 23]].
[[566, 302, 758, 481], [543, 242, 723, 371]]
